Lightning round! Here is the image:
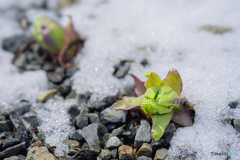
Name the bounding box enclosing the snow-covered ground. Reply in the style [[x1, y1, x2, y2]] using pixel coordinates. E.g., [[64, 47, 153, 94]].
[[1, 0, 240, 159]]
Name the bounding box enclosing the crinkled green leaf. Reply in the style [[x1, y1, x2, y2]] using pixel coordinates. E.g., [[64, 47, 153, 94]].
[[33, 15, 64, 53], [144, 71, 163, 89], [152, 112, 173, 141], [163, 68, 183, 96], [172, 105, 193, 127], [130, 74, 146, 96], [114, 95, 144, 110], [142, 86, 180, 114]]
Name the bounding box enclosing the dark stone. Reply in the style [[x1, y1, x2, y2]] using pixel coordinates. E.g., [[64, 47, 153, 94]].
[[75, 150, 93, 160], [66, 66, 79, 77], [0, 121, 11, 132], [151, 138, 164, 152], [115, 89, 136, 100], [228, 101, 239, 109], [8, 112, 28, 142], [68, 130, 83, 141], [107, 124, 116, 130], [81, 123, 101, 154], [1, 137, 20, 150], [6, 101, 31, 116], [0, 132, 17, 139], [22, 110, 40, 127], [114, 62, 131, 79], [163, 123, 176, 138], [2, 35, 32, 54], [47, 71, 65, 85], [78, 93, 91, 104], [164, 134, 174, 148], [76, 108, 89, 129], [99, 124, 108, 136], [67, 105, 80, 125], [106, 136, 123, 150], [95, 96, 116, 111], [100, 105, 127, 124], [42, 62, 57, 71], [140, 58, 149, 67], [109, 125, 125, 138], [88, 113, 100, 123], [126, 120, 137, 131], [58, 85, 72, 98], [0, 142, 25, 159], [81, 142, 89, 149], [136, 156, 152, 160], [134, 120, 151, 148]]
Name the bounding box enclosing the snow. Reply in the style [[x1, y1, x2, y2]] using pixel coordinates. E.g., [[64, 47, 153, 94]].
[[1, 0, 240, 159]]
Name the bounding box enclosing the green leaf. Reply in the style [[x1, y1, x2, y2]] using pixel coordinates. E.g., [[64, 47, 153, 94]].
[[144, 71, 163, 89], [152, 112, 173, 141], [172, 105, 193, 127], [33, 15, 64, 53], [114, 95, 144, 110], [141, 86, 180, 114], [130, 74, 146, 96], [163, 68, 183, 96]]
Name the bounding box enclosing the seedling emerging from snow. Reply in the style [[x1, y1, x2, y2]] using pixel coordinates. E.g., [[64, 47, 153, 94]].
[[114, 68, 193, 141], [32, 15, 83, 68]]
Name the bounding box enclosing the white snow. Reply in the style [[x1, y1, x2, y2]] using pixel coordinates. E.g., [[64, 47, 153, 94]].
[[1, 0, 240, 159]]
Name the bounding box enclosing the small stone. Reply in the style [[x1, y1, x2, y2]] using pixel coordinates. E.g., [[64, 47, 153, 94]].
[[136, 143, 152, 158], [228, 101, 239, 109], [62, 139, 80, 148], [233, 119, 240, 132], [14, 54, 26, 68], [98, 149, 111, 160], [114, 62, 131, 78], [1, 137, 20, 149], [100, 105, 127, 124], [65, 89, 77, 99], [136, 156, 152, 160], [6, 100, 31, 116], [107, 124, 116, 130], [115, 88, 136, 100], [37, 89, 58, 103], [198, 25, 232, 34], [109, 125, 125, 138], [67, 105, 80, 125], [26, 147, 57, 160], [81, 123, 101, 154], [0, 142, 25, 159], [95, 96, 116, 111], [140, 58, 149, 67], [164, 134, 173, 148], [134, 120, 151, 148], [154, 148, 168, 160], [163, 123, 176, 138], [58, 85, 72, 98], [68, 130, 83, 141], [42, 62, 57, 71], [151, 138, 164, 152], [25, 64, 41, 70], [0, 121, 11, 132], [75, 150, 93, 160], [106, 136, 123, 150], [111, 149, 118, 159], [88, 113, 100, 123], [47, 72, 65, 85], [4, 155, 22, 160], [76, 108, 89, 129], [118, 145, 135, 160]]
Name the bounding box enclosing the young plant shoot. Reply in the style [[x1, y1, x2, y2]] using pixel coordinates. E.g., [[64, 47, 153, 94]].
[[114, 68, 193, 141], [32, 15, 83, 68]]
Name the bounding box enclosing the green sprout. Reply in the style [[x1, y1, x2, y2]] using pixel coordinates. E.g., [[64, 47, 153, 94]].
[[32, 15, 83, 68], [114, 68, 193, 141]]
